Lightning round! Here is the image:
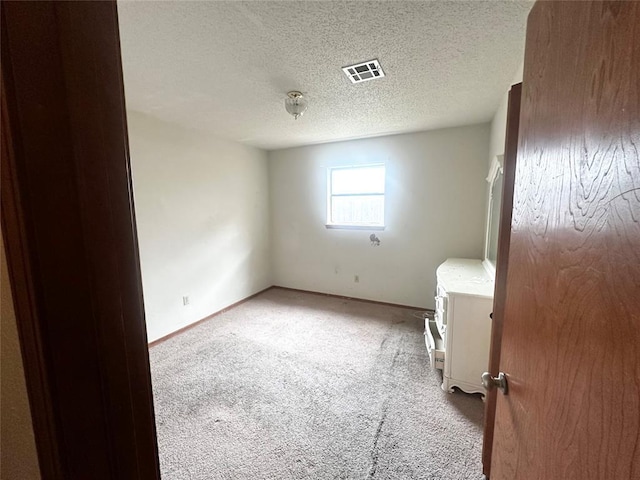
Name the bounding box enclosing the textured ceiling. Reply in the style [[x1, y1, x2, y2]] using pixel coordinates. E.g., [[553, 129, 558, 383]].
[[118, 1, 533, 150]]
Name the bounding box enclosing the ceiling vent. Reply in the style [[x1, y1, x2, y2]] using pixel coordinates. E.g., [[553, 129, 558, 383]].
[[342, 59, 385, 84]]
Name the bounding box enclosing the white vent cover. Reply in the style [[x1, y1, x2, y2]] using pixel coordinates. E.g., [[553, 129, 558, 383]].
[[342, 59, 385, 84]]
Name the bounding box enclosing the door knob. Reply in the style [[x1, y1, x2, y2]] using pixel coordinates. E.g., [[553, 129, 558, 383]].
[[481, 372, 509, 395]]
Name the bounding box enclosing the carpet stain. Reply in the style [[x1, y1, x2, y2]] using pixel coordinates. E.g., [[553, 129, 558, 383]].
[[390, 348, 401, 369], [367, 400, 389, 479]]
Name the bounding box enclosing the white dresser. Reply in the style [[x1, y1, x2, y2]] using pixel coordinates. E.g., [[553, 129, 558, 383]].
[[424, 258, 494, 397]]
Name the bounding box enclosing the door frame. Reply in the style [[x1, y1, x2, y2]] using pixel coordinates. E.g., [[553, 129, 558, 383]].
[[481, 83, 522, 479], [1, 2, 160, 478]]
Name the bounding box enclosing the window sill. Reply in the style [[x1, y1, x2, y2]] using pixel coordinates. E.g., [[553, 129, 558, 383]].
[[325, 224, 385, 231]]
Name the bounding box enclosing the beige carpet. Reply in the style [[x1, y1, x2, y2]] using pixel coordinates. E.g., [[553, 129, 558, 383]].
[[149, 288, 484, 479]]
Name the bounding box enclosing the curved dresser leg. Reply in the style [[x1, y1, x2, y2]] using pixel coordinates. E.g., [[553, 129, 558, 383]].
[[441, 377, 455, 394]]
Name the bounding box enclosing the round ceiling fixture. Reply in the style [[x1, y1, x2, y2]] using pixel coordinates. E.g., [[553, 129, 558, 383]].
[[284, 91, 308, 120]]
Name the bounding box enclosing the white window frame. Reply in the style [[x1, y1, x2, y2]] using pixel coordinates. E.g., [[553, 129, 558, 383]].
[[326, 164, 386, 230]]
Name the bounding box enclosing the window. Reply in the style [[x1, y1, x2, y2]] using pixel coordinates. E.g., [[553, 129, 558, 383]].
[[327, 164, 385, 229]]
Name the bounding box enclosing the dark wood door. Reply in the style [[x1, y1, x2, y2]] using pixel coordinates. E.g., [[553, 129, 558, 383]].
[[490, 2, 640, 478]]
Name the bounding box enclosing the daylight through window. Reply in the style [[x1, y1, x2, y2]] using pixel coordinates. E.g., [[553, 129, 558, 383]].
[[327, 165, 385, 228]]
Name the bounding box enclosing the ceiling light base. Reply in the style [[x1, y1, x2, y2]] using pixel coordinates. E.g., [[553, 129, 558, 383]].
[[285, 91, 308, 120]]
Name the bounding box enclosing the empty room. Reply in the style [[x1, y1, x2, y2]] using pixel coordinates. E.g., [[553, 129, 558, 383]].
[[117, 1, 527, 477], [2, 1, 638, 480]]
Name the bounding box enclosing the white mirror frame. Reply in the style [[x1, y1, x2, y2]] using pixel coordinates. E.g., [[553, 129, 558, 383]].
[[483, 154, 504, 277]]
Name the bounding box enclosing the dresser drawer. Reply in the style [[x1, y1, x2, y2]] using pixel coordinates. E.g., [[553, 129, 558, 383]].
[[434, 301, 448, 339], [435, 294, 447, 313], [424, 319, 445, 370], [435, 292, 448, 330], [434, 309, 445, 335]]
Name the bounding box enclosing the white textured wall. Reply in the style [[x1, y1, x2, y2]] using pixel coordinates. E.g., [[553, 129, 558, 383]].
[[268, 125, 491, 309], [128, 112, 271, 342], [1, 229, 41, 479]]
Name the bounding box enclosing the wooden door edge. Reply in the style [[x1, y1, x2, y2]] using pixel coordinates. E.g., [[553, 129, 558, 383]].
[[481, 82, 523, 478]]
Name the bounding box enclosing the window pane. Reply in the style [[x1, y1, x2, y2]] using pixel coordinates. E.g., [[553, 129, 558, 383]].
[[331, 166, 385, 195], [331, 195, 384, 225]]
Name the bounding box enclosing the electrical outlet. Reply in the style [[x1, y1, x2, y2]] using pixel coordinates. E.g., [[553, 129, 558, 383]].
[[182, 295, 190, 306], [354, 275, 359, 283]]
